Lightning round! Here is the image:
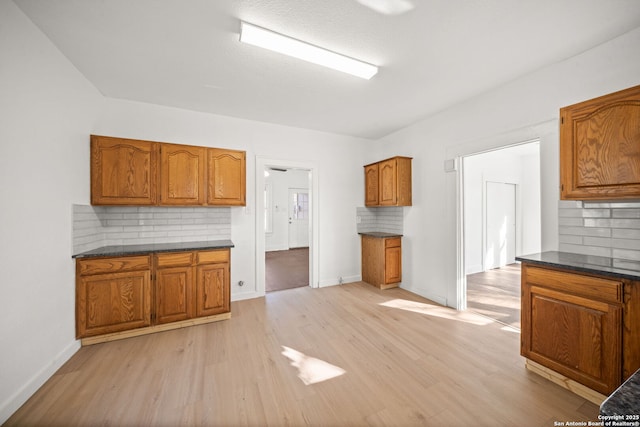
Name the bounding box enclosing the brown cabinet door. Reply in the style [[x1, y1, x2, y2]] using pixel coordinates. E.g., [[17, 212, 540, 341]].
[[155, 266, 194, 324], [207, 148, 246, 206], [384, 245, 402, 284], [90, 135, 158, 205], [160, 143, 206, 205], [364, 163, 379, 206], [521, 275, 622, 394], [196, 263, 230, 316], [560, 84, 640, 200], [378, 159, 397, 206], [76, 270, 151, 337]]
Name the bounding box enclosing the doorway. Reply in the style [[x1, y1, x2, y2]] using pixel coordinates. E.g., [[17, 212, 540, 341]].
[[262, 167, 312, 293], [461, 141, 541, 328]]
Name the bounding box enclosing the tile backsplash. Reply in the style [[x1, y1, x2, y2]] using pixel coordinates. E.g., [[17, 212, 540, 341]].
[[559, 200, 640, 270], [356, 206, 404, 235], [73, 204, 231, 255]]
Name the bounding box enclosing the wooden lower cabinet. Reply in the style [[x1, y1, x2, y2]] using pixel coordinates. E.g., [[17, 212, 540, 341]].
[[361, 235, 402, 289], [76, 249, 231, 343], [155, 252, 195, 324], [76, 256, 152, 338], [196, 250, 230, 316], [520, 263, 640, 396]]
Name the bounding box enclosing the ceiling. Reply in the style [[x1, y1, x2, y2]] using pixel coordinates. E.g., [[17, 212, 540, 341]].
[[14, 0, 640, 139]]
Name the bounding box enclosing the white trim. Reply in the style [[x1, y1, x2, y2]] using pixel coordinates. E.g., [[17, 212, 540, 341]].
[[0, 340, 80, 425], [256, 157, 319, 295]]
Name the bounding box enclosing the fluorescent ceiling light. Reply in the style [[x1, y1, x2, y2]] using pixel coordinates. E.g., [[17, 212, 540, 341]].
[[239, 21, 378, 80]]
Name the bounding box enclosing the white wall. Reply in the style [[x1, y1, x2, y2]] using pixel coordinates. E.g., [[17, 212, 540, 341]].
[[373, 27, 640, 307], [0, 1, 103, 422], [265, 169, 310, 251]]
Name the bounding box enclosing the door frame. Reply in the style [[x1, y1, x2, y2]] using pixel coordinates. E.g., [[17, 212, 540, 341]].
[[256, 157, 319, 295], [455, 138, 541, 310]]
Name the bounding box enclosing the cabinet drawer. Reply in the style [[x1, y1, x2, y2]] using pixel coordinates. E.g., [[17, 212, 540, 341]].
[[197, 249, 229, 264], [155, 252, 194, 267], [385, 237, 401, 248], [525, 266, 623, 303], [77, 255, 150, 276]]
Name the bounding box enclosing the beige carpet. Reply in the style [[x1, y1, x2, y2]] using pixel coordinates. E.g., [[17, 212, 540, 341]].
[[466, 263, 521, 329], [266, 248, 309, 292]]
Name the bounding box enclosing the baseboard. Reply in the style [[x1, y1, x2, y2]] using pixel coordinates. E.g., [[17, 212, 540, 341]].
[[318, 274, 361, 288], [524, 359, 607, 405], [465, 264, 483, 275], [401, 286, 448, 306], [0, 339, 80, 425]]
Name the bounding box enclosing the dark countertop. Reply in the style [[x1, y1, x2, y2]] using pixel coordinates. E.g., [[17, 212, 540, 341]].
[[73, 240, 235, 259], [515, 251, 640, 281], [600, 368, 640, 417], [358, 232, 403, 238]]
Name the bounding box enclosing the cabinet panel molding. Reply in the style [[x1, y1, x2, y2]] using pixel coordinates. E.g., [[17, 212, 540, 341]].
[[77, 270, 152, 337], [160, 143, 206, 205], [560, 85, 640, 200], [91, 135, 159, 205], [207, 148, 246, 206]]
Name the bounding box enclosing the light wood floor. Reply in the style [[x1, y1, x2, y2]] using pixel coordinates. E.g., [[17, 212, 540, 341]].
[[466, 263, 521, 329], [5, 282, 598, 426]]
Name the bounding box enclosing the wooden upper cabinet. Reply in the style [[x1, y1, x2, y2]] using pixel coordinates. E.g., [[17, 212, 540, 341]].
[[364, 164, 379, 206], [364, 156, 412, 207], [91, 135, 159, 205], [160, 143, 206, 205], [207, 148, 246, 206], [560, 85, 640, 200], [90, 136, 246, 207]]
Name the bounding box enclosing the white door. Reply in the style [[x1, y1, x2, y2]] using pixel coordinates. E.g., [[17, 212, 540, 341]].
[[484, 182, 516, 270], [288, 188, 309, 248]]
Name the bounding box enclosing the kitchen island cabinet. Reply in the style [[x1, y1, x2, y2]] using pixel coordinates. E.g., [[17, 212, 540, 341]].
[[361, 233, 402, 289], [74, 240, 233, 345], [518, 252, 640, 403]]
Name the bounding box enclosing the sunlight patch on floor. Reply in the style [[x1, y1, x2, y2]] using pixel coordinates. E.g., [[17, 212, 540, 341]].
[[281, 346, 346, 385], [380, 299, 494, 326]]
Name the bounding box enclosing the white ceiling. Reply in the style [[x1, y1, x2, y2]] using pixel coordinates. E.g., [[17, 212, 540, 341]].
[[14, 0, 640, 139]]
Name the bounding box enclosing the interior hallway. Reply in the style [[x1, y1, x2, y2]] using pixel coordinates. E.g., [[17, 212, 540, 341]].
[[265, 247, 310, 292]]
